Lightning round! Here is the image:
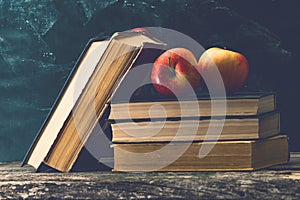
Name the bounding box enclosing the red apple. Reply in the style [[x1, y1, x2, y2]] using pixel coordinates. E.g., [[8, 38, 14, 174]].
[[198, 47, 249, 93], [131, 27, 152, 36], [151, 48, 201, 96]]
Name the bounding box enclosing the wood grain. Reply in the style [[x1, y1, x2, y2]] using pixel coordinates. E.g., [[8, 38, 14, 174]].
[[1, 153, 300, 199]]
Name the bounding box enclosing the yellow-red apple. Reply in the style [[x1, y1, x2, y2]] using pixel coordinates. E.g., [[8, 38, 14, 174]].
[[198, 47, 249, 93]]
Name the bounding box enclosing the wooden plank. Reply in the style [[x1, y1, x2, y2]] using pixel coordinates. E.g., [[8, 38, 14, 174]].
[[0, 153, 299, 198]]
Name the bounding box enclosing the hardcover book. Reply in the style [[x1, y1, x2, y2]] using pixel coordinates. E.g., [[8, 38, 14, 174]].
[[113, 135, 289, 171], [22, 31, 165, 172], [111, 111, 280, 143], [109, 92, 276, 120]]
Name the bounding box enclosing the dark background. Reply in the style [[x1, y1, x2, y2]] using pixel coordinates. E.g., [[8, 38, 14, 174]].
[[0, 0, 299, 161]]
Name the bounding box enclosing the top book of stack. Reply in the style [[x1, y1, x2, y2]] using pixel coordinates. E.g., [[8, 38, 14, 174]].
[[109, 92, 276, 120]]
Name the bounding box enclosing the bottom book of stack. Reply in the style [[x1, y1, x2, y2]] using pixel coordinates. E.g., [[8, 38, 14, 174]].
[[113, 135, 289, 172]]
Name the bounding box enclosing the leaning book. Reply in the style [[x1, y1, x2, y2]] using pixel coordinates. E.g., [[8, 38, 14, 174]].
[[22, 31, 165, 172]]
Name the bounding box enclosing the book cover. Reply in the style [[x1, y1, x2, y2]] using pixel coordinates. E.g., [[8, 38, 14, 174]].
[[22, 37, 111, 170]]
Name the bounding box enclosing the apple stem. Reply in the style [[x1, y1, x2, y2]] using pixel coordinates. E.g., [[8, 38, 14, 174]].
[[168, 56, 171, 67]]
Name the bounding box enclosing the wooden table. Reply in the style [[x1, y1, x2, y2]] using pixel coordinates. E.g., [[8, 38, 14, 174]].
[[1, 153, 300, 199]]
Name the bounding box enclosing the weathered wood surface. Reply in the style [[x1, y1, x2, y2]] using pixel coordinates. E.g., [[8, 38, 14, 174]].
[[1, 153, 300, 199]]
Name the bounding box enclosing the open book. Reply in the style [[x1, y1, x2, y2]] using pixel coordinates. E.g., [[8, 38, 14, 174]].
[[22, 31, 165, 172]]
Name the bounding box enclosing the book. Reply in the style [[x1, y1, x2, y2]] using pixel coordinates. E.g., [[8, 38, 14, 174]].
[[109, 92, 276, 120], [22, 31, 165, 172], [111, 112, 280, 143], [113, 134, 289, 171]]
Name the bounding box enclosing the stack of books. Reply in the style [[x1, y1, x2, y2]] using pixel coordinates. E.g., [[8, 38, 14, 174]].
[[21, 30, 289, 172], [109, 93, 289, 171]]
